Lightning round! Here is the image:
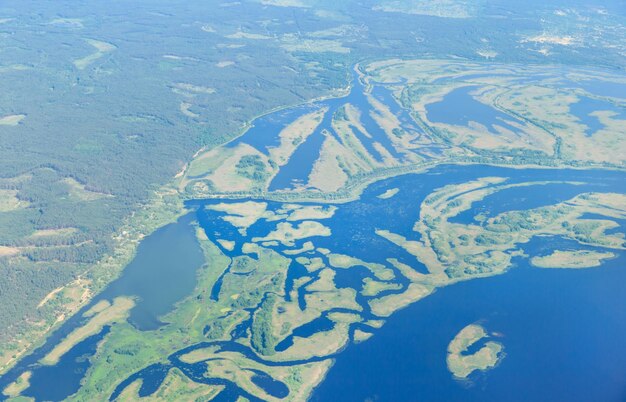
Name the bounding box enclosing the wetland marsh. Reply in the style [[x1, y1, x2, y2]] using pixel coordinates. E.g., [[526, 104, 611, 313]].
[[2, 59, 625, 402], [3, 164, 625, 402]]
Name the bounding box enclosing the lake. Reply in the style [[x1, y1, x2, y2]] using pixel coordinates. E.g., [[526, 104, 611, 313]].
[[0, 213, 205, 401]]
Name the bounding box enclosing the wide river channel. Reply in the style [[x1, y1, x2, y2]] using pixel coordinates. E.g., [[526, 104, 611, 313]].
[[1, 164, 624, 402]]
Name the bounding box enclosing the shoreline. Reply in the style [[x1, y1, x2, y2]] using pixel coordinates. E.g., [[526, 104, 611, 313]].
[[5, 55, 626, 398], [6, 159, 623, 399], [0, 71, 358, 379], [0, 186, 188, 376], [181, 158, 625, 206]]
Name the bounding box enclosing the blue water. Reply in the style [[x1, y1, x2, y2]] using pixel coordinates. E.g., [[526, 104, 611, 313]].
[[3, 164, 624, 402], [577, 79, 626, 100], [313, 238, 626, 402], [98, 213, 205, 330], [228, 105, 317, 154], [268, 125, 327, 190], [22, 327, 110, 401], [275, 316, 336, 352], [187, 164, 625, 402], [426, 86, 524, 135], [0, 214, 205, 401], [108, 363, 171, 401], [570, 96, 626, 136], [284, 260, 310, 302], [452, 175, 622, 224], [267, 70, 409, 191], [250, 370, 290, 398]]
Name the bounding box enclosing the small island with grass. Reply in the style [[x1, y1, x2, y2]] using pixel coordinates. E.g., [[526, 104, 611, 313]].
[[447, 324, 504, 380], [531, 250, 615, 269]]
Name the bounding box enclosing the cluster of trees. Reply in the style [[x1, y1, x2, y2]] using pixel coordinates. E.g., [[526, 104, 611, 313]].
[[251, 294, 279, 356], [236, 155, 271, 184]]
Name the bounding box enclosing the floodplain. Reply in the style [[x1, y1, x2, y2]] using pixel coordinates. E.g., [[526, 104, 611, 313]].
[[1, 59, 625, 402]]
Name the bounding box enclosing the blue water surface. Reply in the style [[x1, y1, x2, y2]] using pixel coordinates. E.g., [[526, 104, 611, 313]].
[[569, 96, 626, 136], [426, 86, 524, 135], [312, 239, 626, 402]]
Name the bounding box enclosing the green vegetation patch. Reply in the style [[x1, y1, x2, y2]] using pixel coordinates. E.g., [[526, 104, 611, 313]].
[[531, 250, 615, 269], [41, 296, 135, 366], [446, 324, 504, 379]]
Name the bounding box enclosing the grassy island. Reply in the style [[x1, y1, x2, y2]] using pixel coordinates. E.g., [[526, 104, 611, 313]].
[[531, 250, 616, 269], [447, 324, 504, 379]]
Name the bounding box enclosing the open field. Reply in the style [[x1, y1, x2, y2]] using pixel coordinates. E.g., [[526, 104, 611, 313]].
[[0, 246, 20, 257], [252, 221, 331, 246], [0, 189, 29, 212], [369, 283, 433, 317], [208, 201, 268, 234], [377, 188, 399, 199], [171, 83, 216, 96], [362, 278, 402, 297], [29, 228, 78, 238], [259, 0, 310, 7], [63, 178, 111, 201], [373, 0, 481, 18]]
